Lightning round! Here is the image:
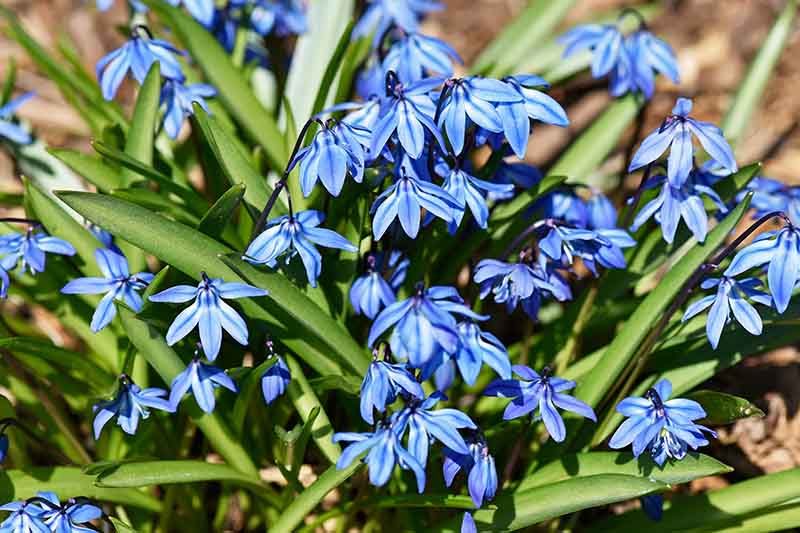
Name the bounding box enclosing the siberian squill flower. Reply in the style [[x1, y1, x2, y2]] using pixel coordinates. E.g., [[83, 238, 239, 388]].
[[0, 92, 35, 145], [423, 321, 511, 386], [167, 0, 215, 27], [61, 248, 153, 332], [368, 284, 486, 367], [244, 210, 357, 287], [0, 228, 75, 279], [628, 98, 737, 188], [440, 164, 514, 232], [609, 378, 715, 466], [96, 29, 186, 101], [560, 23, 624, 78], [724, 222, 800, 313], [587, 191, 618, 229], [262, 354, 291, 405], [682, 276, 771, 349], [149, 273, 268, 360], [624, 30, 680, 98], [392, 392, 476, 466], [383, 33, 462, 83], [462, 513, 477, 533], [537, 220, 619, 268], [442, 432, 497, 507], [35, 492, 103, 533], [170, 357, 238, 414], [496, 75, 569, 158], [487, 161, 541, 202], [437, 76, 522, 155], [251, 0, 307, 37], [350, 251, 409, 319], [641, 493, 664, 522], [92, 375, 173, 439], [353, 0, 443, 46], [484, 365, 596, 442], [333, 420, 426, 492], [360, 356, 423, 424], [160, 80, 216, 140], [740, 177, 800, 224], [0, 499, 48, 533]]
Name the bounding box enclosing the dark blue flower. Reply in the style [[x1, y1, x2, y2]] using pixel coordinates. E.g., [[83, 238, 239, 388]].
[[0, 500, 48, 533], [484, 365, 596, 442], [353, 0, 442, 46], [61, 248, 153, 333], [487, 161, 541, 202], [0, 228, 75, 278], [0, 433, 8, 464], [682, 276, 771, 349], [442, 432, 497, 507], [538, 190, 589, 226], [560, 24, 624, 78], [609, 378, 715, 466], [169, 357, 237, 414], [368, 284, 486, 367], [35, 492, 103, 533], [724, 224, 800, 313], [350, 251, 409, 319], [360, 356, 424, 424], [92, 376, 173, 439], [262, 355, 291, 405], [333, 420, 426, 492], [160, 80, 216, 140], [167, 0, 215, 27], [96, 31, 186, 101], [0, 92, 35, 145], [440, 165, 514, 232], [244, 210, 357, 287], [383, 33, 461, 83], [628, 98, 737, 188], [641, 494, 664, 522], [392, 392, 476, 466], [149, 273, 268, 360]]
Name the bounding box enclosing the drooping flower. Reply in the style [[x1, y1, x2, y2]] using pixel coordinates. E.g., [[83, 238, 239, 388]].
[[160, 80, 216, 140], [484, 365, 596, 442], [96, 30, 186, 101], [261, 355, 291, 405], [383, 33, 462, 83], [0, 228, 76, 277], [0, 499, 49, 533], [353, 0, 443, 46], [350, 251, 409, 319], [586, 191, 618, 230], [368, 284, 486, 367], [149, 273, 268, 360], [682, 276, 772, 349], [440, 165, 514, 232], [392, 392, 475, 466], [360, 356, 423, 424], [559, 24, 625, 78], [61, 248, 153, 332], [243, 210, 357, 287], [333, 420, 426, 492], [724, 223, 800, 313], [169, 357, 238, 414], [35, 492, 103, 533], [486, 161, 541, 202], [92, 375, 173, 439], [628, 98, 737, 188], [442, 432, 497, 508], [461, 512, 477, 533], [0, 92, 35, 145], [640, 493, 664, 522], [423, 321, 511, 386], [537, 221, 622, 269], [609, 378, 715, 466], [623, 30, 680, 98]]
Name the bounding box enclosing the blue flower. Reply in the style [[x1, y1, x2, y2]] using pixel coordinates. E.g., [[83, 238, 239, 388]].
[[383, 33, 461, 83], [461, 512, 477, 533], [0, 500, 48, 533], [149, 273, 268, 360], [35, 492, 103, 533], [0, 92, 35, 145], [360, 356, 424, 424], [560, 24, 624, 78], [628, 98, 737, 188], [169, 357, 238, 414], [724, 224, 800, 313], [392, 392, 476, 466], [623, 30, 680, 98], [487, 161, 541, 202], [292, 122, 369, 197], [333, 420, 426, 492], [442, 432, 497, 507], [440, 165, 514, 232], [739, 177, 800, 224], [353, 0, 442, 46], [587, 191, 618, 229], [370, 77, 445, 159], [484, 365, 596, 442], [96, 31, 186, 101], [682, 276, 771, 349], [92, 376, 173, 439], [496, 75, 569, 158], [243, 210, 357, 287], [262, 355, 291, 405], [538, 190, 589, 226], [437, 77, 522, 156], [423, 321, 511, 386], [630, 174, 726, 244], [641, 494, 664, 522], [368, 284, 486, 367], [371, 169, 457, 239], [350, 251, 409, 319], [537, 221, 619, 268], [0, 433, 8, 464], [610, 379, 715, 466], [160, 80, 216, 140], [251, 0, 307, 37], [0, 228, 75, 277], [167, 0, 215, 26], [61, 248, 153, 333]]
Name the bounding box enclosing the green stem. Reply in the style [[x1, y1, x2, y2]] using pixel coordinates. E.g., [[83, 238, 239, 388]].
[[553, 284, 598, 373]]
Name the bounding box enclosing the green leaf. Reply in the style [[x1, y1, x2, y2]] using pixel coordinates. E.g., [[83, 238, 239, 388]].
[[687, 390, 765, 425], [0, 467, 160, 511], [435, 474, 667, 532], [56, 191, 367, 377], [47, 148, 123, 192], [307, 375, 361, 396], [518, 452, 731, 492], [231, 357, 277, 434], [121, 63, 160, 187], [144, 0, 287, 169], [722, 0, 797, 144], [0, 56, 15, 106], [0, 337, 115, 388], [708, 502, 800, 533], [118, 308, 260, 477], [269, 462, 363, 533], [309, 20, 356, 118], [198, 183, 246, 242], [108, 517, 139, 533]]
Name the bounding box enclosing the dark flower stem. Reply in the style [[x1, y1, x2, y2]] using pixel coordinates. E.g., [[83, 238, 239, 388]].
[[0, 217, 41, 228], [621, 162, 654, 228]]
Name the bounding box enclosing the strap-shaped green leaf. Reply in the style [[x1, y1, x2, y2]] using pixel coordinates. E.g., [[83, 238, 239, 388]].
[[47, 148, 122, 192], [0, 337, 115, 387], [687, 390, 764, 425], [198, 183, 246, 245], [122, 64, 160, 186]]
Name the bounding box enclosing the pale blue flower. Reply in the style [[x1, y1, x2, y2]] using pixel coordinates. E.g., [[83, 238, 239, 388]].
[[160, 80, 216, 140], [251, 0, 307, 37], [92, 376, 173, 439], [0, 92, 35, 145], [353, 0, 442, 46], [442, 432, 497, 507], [350, 251, 409, 319], [360, 357, 423, 424], [35, 492, 103, 533], [292, 122, 370, 197], [262, 355, 291, 404], [0, 500, 48, 533], [169, 358, 237, 414], [0, 229, 75, 277], [440, 166, 514, 232], [383, 33, 461, 83], [560, 24, 624, 78]]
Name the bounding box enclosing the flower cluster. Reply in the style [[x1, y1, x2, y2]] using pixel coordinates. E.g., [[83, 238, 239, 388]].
[[0, 222, 76, 299]]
